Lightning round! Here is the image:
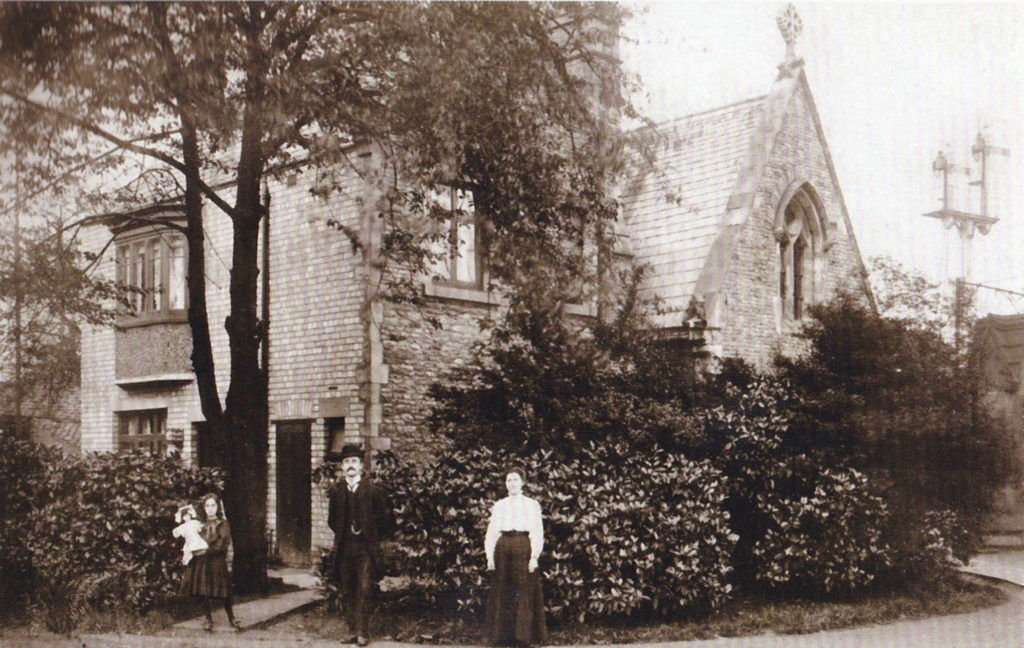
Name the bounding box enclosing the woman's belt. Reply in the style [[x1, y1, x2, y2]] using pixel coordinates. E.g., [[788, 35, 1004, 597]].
[[501, 531, 529, 537]]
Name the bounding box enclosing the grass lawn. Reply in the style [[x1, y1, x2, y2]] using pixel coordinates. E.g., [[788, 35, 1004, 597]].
[[273, 573, 1007, 645]]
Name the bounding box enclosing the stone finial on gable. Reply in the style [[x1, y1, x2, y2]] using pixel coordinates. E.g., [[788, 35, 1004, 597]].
[[775, 4, 804, 77]]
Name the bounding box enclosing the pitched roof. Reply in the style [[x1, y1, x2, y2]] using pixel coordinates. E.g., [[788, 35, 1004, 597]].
[[976, 314, 1024, 393], [622, 97, 764, 310]]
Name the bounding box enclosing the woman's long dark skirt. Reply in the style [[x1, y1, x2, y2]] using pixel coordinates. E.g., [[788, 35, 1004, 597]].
[[484, 534, 547, 646]]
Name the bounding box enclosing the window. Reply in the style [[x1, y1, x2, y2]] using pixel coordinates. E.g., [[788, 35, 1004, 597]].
[[775, 184, 826, 321], [116, 231, 187, 318], [117, 409, 167, 454], [431, 187, 484, 288], [324, 417, 347, 459], [563, 214, 588, 303]]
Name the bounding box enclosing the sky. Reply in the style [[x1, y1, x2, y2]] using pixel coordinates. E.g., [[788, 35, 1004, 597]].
[[621, 1, 1024, 316]]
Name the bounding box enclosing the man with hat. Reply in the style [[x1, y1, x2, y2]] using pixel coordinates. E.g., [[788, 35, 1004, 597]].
[[327, 443, 393, 646]]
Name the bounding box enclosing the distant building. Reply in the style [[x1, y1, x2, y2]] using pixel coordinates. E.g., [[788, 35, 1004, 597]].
[[0, 380, 80, 455], [974, 313, 1024, 532], [80, 11, 871, 566]]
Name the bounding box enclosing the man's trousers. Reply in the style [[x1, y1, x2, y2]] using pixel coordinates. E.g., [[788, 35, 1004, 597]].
[[339, 547, 373, 637]]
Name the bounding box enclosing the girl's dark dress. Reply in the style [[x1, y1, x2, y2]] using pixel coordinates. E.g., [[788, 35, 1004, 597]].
[[181, 518, 231, 598]]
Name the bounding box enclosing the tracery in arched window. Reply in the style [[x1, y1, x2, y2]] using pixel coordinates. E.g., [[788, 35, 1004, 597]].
[[775, 185, 826, 320]]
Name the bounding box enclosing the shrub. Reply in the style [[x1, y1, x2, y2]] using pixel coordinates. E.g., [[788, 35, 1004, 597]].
[[778, 292, 1020, 581], [882, 509, 975, 585], [427, 266, 699, 457], [750, 467, 889, 594], [697, 376, 889, 594], [0, 433, 63, 619], [5, 447, 223, 630], [374, 443, 736, 625]]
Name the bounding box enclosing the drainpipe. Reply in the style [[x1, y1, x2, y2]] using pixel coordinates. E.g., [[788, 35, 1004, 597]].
[[261, 179, 271, 391]]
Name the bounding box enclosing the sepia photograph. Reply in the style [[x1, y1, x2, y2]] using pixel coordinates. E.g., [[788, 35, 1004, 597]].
[[0, 2, 1022, 647]]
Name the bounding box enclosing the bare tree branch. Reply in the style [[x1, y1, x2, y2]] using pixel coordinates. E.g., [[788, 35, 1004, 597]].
[[1, 87, 238, 219]]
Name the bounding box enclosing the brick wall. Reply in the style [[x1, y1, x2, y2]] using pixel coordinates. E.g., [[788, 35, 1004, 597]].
[[264, 168, 366, 556], [80, 224, 119, 454]]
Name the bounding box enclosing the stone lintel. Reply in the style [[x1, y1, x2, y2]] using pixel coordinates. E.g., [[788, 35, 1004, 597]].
[[319, 396, 350, 419]]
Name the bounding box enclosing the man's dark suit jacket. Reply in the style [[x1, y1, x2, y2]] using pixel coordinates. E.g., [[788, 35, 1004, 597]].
[[327, 478, 393, 579]]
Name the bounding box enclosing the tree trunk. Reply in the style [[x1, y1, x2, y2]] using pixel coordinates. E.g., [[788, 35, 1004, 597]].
[[182, 125, 226, 458], [223, 99, 269, 594]]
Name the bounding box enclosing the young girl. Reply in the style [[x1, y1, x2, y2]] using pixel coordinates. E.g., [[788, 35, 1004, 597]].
[[172, 504, 208, 565], [180, 493, 241, 632]]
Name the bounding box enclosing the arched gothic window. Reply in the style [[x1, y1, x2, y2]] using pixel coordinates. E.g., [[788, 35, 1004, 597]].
[[775, 184, 827, 320]]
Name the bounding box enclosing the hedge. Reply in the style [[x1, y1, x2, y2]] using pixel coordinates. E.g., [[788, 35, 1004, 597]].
[[368, 442, 737, 624], [0, 434, 223, 631]]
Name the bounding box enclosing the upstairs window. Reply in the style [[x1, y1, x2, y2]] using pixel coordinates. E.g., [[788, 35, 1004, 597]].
[[116, 230, 187, 319], [775, 184, 827, 321], [430, 187, 484, 288]]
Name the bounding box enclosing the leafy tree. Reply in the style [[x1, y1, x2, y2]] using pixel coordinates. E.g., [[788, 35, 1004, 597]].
[[777, 289, 1018, 563], [428, 265, 699, 456], [869, 255, 977, 349], [0, 208, 123, 437], [0, 2, 634, 590]]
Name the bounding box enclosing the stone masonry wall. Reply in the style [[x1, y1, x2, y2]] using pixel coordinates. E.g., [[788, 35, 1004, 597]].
[[716, 83, 869, 368], [380, 295, 498, 465]]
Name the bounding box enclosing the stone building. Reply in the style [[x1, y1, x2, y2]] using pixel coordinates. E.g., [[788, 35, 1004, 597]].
[[79, 12, 871, 566]]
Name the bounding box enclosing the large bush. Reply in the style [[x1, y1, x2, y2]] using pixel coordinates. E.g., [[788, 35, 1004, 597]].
[[372, 442, 736, 625], [428, 267, 699, 457], [0, 434, 63, 619], [778, 292, 1019, 580], [696, 376, 890, 594], [0, 437, 223, 630]]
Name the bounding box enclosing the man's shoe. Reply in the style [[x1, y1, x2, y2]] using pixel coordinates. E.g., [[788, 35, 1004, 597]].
[[357, 636, 370, 646], [230, 618, 243, 632], [202, 619, 214, 632], [342, 635, 358, 644]]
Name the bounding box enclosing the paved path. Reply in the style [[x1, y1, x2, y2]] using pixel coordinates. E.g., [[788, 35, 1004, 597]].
[[167, 567, 321, 634], [4, 555, 1024, 648]]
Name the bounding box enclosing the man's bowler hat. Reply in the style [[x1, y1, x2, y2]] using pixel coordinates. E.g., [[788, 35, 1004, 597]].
[[327, 443, 364, 463]]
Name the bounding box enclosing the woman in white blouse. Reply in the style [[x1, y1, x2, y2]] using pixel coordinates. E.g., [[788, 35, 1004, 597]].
[[483, 466, 547, 646]]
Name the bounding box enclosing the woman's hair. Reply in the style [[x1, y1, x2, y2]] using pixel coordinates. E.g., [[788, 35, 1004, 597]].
[[502, 464, 528, 482], [199, 493, 226, 522]]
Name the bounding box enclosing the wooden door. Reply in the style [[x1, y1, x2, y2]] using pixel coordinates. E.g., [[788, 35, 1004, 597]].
[[276, 421, 311, 566]]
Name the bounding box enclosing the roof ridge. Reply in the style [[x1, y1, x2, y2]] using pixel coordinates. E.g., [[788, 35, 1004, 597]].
[[656, 95, 766, 128]]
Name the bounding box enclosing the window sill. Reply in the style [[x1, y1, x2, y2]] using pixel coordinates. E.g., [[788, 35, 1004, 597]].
[[422, 281, 498, 306], [564, 301, 597, 317], [116, 373, 194, 389], [116, 310, 188, 329], [422, 280, 599, 317]]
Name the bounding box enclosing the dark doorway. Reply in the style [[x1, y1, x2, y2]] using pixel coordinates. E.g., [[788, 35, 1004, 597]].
[[276, 420, 311, 567]]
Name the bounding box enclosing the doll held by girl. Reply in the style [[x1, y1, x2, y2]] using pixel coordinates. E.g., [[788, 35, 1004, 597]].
[[172, 504, 208, 566]]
